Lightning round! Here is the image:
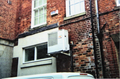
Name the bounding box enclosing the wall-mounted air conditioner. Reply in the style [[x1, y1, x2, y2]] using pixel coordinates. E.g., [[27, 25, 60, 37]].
[[48, 29, 69, 54]]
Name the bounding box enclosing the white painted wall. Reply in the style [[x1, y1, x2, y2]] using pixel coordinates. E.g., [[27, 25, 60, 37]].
[[13, 28, 58, 76]]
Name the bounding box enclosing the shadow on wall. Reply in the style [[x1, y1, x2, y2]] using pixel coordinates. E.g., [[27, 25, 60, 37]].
[[0, 46, 13, 78]]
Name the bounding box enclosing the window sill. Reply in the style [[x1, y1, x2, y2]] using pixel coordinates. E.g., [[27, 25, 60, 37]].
[[30, 23, 47, 31], [21, 57, 53, 69], [64, 12, 86, 21]]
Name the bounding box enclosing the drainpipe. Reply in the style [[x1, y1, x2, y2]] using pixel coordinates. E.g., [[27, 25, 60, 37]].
[[95, 0, 105, 78], [95, 0, 100, 34], [70, 41, 74, 72], [90, 0, 99, 78]]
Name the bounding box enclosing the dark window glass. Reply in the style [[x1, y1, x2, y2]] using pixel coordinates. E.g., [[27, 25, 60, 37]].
[[37, 44, 48, 59], [25, 47, 34, 62]]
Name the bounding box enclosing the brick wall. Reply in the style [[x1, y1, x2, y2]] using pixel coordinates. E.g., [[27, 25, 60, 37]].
[[98, 0, 119, 77], [59, 20, 97, 77], [0, 0, 17, 40], [59, 0, 98, 77], [99, 11, 119, 77], [1, 0, 119, 78], [98, 0, 116, 14], [59, 0, 119, 78], [47, 0, 66, 25], [15, 0, 31, 38]]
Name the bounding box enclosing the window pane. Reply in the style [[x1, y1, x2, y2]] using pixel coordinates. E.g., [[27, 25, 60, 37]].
[[43, 0, 47, 4], [39, 7, 46, 24], [35, 10, 39, 17], [70, 5, 75, 15], [80, 1, 85, 12], [44, 14, 46, 23], [39, 15, 44, 24], [70, 0, 74, 5], [34, 10, 39, 25], [69, 0, 85, 16], [34, 17, 39, 25], [25, 47, 34, 62], [37, 44, 48, 59], [44, 7, 46, 22], [44, 6, 47, 14], [75, 0, 80, 3], [39, 0, 43, 6], [39, 8, 44, 15], [34, 0, 39, 8], [75, 3, 81, 14]]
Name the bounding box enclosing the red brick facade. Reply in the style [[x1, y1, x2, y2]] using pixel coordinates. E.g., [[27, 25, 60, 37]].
[[0, 0, 17, 40], [98, 0, 120, 77], [0, 0, 119, 78], [15, 0, 32, 38], [47, 0, 66, 25]]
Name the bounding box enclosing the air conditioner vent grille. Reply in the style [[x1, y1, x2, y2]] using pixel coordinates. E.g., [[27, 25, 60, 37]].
[[48, 32, 58, 46]]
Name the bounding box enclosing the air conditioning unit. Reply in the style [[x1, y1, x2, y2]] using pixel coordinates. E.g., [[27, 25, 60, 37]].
[[48, 29, 70, 54]]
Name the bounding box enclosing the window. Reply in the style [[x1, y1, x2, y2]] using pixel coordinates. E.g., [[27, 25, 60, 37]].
[[66, 0, 85, 17], [117, 0, 120, 6], [24, 43, 49, 62], [31, 0, 47, 28]]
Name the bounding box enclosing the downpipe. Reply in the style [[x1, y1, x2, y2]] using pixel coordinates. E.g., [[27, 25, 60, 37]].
[[90, 0, 99, 78], [95, 0, 105, 78], [70, 41, 74, 72]]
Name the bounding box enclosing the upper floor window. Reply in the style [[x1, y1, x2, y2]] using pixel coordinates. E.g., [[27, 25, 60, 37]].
[[66, 0, 85, 17], [31, 0, 47, 28], [117, 0, 120, 6]]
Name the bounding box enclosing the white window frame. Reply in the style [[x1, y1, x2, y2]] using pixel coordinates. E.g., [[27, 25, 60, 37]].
[[116, 0, 120, 6], [23, 43, 48, 63], [31, 0, 47, 28], [23, 46, 37, 63], [66, 0, 85, 17]]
